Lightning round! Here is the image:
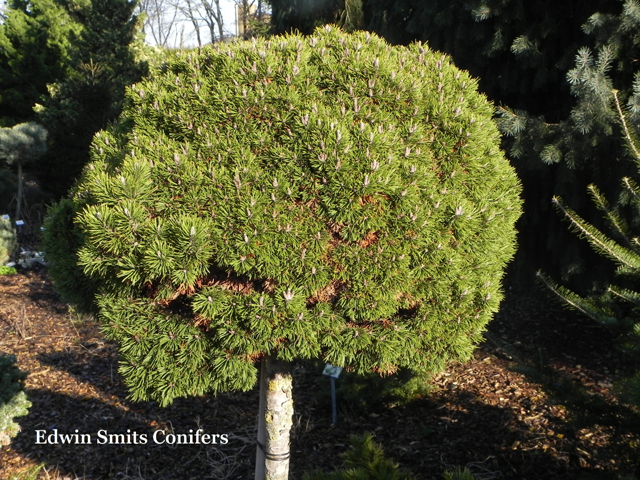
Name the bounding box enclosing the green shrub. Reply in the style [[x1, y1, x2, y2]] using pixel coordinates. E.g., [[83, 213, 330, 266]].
[[0, 216, 16, 265], [0, 265, 17, 275], [303, 433, 417, 480], [304, 436, 479, 480], [443, 466, 476, 480], [0, 353, 31, 446], [42, 199, 99, 313], [315, 364, 435, 411]]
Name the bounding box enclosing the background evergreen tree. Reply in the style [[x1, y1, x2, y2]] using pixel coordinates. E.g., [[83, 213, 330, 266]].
[[0, 0, 80, 217], [42, 198, 99, 311], [0, 0, 80, 125], [538, 86, 640, 409], [265, 0, 363, 36], [492, 1, 640, 290], [45, 27, 521, 479], [34, 0, 148, 198], [0, 122, 48, 223], [364, 0, 617, 115], [269, 0, 342, 34]]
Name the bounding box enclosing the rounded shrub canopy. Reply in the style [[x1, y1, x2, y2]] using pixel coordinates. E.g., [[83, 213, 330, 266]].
[[74, 26, 521, 405]]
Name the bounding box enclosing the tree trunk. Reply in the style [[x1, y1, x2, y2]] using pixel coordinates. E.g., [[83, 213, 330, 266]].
[[255, 356, 293, 480], [14, 162, 22, 223], [214, 0, 224, 41], [183, 0, 203, 47]]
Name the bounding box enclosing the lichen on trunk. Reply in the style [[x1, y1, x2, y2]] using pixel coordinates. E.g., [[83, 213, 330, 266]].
[[255, 356, 293, 480]]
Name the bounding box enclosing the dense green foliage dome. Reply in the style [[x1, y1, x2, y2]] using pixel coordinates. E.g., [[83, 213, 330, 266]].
[[69, 26, 521, 405]]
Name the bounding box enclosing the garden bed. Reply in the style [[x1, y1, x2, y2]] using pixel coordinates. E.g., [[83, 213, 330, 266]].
[[1, 268, 638, 479]]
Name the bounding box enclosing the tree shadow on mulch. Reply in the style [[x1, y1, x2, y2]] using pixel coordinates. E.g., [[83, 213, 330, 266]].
[[290, 385, 583, 480], [4, 342, 258, 479], [4, 269, 640, 479], [8, 341, 573, 480], [8, 385, 257, 480], [483, 284, 640, 479]]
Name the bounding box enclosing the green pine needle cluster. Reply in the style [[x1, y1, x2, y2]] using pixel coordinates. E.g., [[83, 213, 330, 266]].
[[303, 432, 417, 480], [540, 90, 640, 356], [0, 353, 31, 446], [495, 2, 640, 170], [53, 26, 521, 406]]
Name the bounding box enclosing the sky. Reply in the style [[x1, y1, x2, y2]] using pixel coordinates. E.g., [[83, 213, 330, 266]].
[[142, 0, 258, 49]]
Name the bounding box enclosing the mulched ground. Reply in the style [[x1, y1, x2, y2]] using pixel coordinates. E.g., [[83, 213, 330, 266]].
[[1, 267, 639, 480]]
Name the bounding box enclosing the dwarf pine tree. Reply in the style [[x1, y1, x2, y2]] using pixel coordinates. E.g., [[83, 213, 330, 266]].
[[48, 26, 521, 478]]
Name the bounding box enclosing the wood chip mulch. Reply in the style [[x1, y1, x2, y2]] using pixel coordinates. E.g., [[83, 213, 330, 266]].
[[1, 268, 639, 480]]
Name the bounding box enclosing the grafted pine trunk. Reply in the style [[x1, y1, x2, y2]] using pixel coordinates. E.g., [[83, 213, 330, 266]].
[[255, 356, 293, 480]]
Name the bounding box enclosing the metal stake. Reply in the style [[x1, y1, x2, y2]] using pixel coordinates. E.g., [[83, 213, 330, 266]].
[[330, 376, 337, 425]]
